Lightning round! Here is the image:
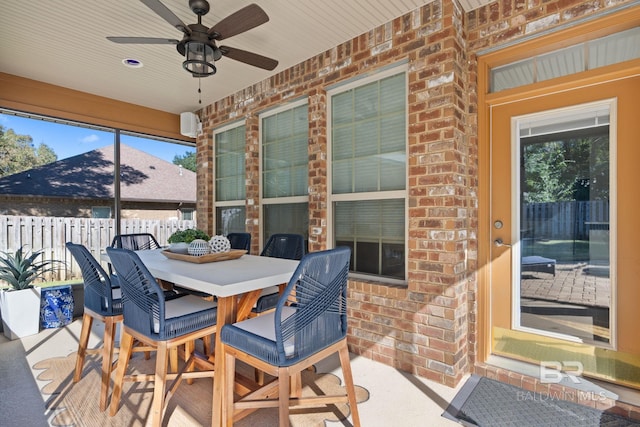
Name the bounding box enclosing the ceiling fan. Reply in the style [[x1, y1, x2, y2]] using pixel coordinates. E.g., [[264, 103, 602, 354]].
[[107, 0, 278, 77]]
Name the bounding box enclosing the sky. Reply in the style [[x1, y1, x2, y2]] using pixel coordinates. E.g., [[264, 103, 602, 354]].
[[0, 113, 195, 163]]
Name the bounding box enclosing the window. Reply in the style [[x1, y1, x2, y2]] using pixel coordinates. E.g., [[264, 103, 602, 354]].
[[515, 101, 613, 344], [490, 26, 640, 92], [329, 68, 407, 281], [0, 110, 196, 230], [92, 206, 111, 218], [214, 123, 246, 235], [119, 132, 196, 225], [181, 208, 194, 221], [260, 100, 309, 246], [216, 207, 246, 235]]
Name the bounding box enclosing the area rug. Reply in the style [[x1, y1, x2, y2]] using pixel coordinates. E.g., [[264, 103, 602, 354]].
[[442, 374, 640, 427], [34, 352, 369, 427]]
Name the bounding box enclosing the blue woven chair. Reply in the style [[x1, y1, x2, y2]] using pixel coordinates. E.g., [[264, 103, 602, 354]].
[[110, 233, 162, 251], [66, 242, 124, 412], [110, 232, 182, 298], [108, 233, 160, 279], [220, 247, 361, 427], [106, 247, 217, 425], [227, 232, 251, 252], [251, 233, 306, 316], [108, 233, 161, 279], [261, 233, 305, 259]]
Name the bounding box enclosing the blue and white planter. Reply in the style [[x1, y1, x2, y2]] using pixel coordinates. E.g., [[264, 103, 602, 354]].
[[40, 286, 74, 329]]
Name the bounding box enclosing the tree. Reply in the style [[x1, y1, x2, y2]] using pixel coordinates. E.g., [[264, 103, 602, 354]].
[[0, 125, 58, 178], [522, 141, 569, 203], [36, 143, 57, 165], [173, 150, 196, 172], [522, 134, 609, 203]]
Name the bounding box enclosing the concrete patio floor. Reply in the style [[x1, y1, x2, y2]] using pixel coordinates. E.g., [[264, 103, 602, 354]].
[[0, 318, 466, 426]]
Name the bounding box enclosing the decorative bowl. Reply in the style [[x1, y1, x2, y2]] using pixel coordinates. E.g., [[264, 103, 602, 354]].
[[168, 242, 189, 254], [187, 239, 210, 256]]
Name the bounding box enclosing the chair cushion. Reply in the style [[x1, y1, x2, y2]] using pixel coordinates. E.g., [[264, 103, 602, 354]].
[[234, 306, 296, 356], [153, 295, 217, 334], [252, 285, 279, 312]]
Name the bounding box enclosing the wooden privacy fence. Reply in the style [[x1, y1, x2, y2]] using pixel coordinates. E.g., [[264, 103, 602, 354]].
[[521, 200, 609, 240], [0, 215, 196, 282]]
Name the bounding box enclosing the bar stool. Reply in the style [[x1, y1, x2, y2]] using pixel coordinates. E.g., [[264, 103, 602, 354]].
[[66, 242, 124, 412], [106, 247, 217, 427]]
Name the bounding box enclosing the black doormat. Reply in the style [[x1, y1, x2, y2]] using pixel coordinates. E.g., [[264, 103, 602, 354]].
[[442, 375, 640, 427]]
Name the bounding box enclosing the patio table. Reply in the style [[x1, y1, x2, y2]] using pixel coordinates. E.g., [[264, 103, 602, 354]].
[[101, 248, 299, 426]]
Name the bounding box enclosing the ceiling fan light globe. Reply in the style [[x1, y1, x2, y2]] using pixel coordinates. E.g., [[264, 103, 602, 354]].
[[183, 40, 216, 77]]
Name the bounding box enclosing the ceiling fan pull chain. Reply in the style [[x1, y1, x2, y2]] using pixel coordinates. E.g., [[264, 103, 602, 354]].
[[198, 78, 202, 105]]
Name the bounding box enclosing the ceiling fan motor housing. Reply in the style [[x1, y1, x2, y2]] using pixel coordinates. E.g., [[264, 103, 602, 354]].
[[176, 23, 219, 57], [189, 0, 210, 16]]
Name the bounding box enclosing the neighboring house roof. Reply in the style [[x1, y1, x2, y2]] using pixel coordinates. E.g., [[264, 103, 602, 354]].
[[0, 144, 196, 203]]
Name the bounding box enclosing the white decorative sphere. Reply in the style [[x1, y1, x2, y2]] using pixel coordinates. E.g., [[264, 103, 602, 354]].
[[209, 235, 231, 253], [188, 239, 210, 256]]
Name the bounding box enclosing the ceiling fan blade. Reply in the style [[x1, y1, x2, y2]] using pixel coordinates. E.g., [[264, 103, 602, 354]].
[[220, 46, 278, 71], [209, 4, 269, 40], [107, 36, 179, 45], [140, 0, 190, 34]]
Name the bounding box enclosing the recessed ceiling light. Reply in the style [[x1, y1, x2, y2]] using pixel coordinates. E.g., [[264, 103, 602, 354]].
[[122, 58, 143, 68]]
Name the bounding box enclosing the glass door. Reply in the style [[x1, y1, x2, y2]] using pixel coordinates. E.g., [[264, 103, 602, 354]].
[[516, 102, 612, 346], [489, 75, 640, 389]]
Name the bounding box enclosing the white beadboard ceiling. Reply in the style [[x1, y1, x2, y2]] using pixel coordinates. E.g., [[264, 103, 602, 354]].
[[0, 0, 490, 114]]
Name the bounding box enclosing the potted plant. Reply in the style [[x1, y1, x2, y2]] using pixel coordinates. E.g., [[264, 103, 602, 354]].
[[167, 228, 210, 254], [0, 246, 59, 340]]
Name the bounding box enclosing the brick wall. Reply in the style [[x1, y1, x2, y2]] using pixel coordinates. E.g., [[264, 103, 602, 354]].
[[0, 195, 194, 220], [0, 196, 92, 217], [465, 0, 631, 51], [196, 0, 636, 390], [197, 0, 473, 387]]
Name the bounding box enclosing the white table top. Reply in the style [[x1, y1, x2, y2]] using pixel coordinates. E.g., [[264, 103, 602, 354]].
[[103, 249, 299, 298]]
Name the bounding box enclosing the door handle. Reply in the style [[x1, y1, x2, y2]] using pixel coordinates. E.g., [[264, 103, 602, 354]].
[[494, 238, 512, 247]]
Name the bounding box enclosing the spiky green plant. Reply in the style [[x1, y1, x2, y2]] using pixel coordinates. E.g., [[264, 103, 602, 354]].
[[0, 246, 60, 291]]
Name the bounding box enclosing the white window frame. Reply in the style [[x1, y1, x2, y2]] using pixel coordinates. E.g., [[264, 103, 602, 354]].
[[327, 64, 409, 284], [511, 99, 617, 348], [258, 98, 309, 246]]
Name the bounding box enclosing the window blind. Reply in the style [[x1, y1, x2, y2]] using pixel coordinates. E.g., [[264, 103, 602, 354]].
[[332, 73, 406, 194], [215, 125, 246, 202], [262, 104, 308, 199]]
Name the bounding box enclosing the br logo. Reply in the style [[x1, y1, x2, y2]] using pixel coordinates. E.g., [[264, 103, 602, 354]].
[[539, 361, 584, 384]]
